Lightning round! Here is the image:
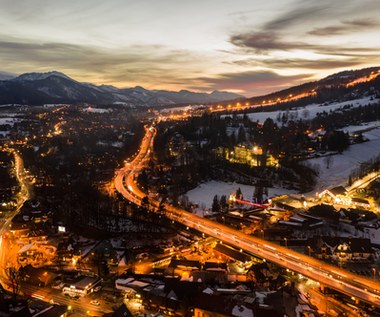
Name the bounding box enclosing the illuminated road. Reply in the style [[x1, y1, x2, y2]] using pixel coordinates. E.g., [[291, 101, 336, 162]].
[[0, 149, 32, 288], [18, 283, 111, 317], [0, 149, 31, 235], [347, 171, 379, 195], [115, 125, 380, 308], [114, 125, 155, 206]]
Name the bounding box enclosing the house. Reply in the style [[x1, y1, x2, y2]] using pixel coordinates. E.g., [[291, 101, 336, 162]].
[[142, 279, 200, 316], [192, 292, 285, 317], [213, 243, 252, 268], [103, 304, 133, 317], [62, 276, 102, 297], [19, 265, 58, 287], [351, 197, 371, 209], [318, 186, 349, 204], [30, 305, 68, 317], [318, 186, 371, 209], [308, 236, 372, 262]]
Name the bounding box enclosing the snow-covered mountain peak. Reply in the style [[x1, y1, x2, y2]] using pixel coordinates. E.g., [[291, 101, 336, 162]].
[[13, 71, 73, 82]]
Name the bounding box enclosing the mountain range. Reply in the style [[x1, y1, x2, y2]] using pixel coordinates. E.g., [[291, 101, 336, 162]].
[[1, 67, 379, 107], [0, 71, 243, 106]]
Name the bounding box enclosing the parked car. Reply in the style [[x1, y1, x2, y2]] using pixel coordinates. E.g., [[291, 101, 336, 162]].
[[52, 282, 65, 290], [93, 285, 102, 292]]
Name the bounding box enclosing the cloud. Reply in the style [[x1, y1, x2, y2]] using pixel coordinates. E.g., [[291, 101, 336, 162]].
[[230, 30, 380, 72], [263, 1, 329, 31], [192, 70, 311, 97], [230, 30, 380, 59], [0, 37, 208, 89], [308, 19, 379, 36], [230, 31, 317, 53], [230, 0, 380, 57], [261, 0, 380, 31], [231, 56, 379, 70]]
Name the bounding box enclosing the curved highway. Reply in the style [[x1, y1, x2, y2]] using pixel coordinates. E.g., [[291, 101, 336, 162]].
[[115, 124, 380, 308]]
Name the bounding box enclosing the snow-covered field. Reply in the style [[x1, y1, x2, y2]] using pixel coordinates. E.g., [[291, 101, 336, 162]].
[[221, 96, 380, 195], [222, 96, 378, 124], [186, 180, 295, 210], [0, 117, 21, 126], [306, 126, 380, 194], [83, 107, 111, 113], [187, 124, 380, 207], [338, 121, 380, 134]]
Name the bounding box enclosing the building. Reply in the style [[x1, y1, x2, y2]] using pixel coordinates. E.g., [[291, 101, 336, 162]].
[[351, 197, 371, 209], [318, 186, 371, 209], [318, 186, 349, 204], [213, 243, 252, 268], [103, 304, 133, 317], [223, 144, 278, 168], [192, 292, 286, 317], [308, 236, 373, 262], [30, 305, 68, 317], [62, 276, 102, 297]]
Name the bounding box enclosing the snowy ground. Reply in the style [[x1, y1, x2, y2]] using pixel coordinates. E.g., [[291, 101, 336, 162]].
[[0, 117, 21, 126], [305, 126, 380, 194], [82, 107, 111, 113], [222, 96, 378, 124], [338, 120, 380, 134], [186, 180, 295, 210], [187, 124, 380, 208]]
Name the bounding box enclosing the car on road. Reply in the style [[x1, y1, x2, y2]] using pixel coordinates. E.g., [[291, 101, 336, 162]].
[[51, 282, 65, 290], [64, 293, 80, 300], [90, 300, 100, 306], [93, 285, 102, 292]]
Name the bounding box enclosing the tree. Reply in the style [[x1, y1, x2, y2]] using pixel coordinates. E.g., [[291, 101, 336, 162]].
[[138, 170, 149, 190], [141, 196, 150, 211], [180, 195, 190, 210], [91, 250, 109, 277], [157, 198, 166, 215], [254, 185, 264, 204], [302, 109, 310, 119], [237, 126, 246, 143], [220, 195, 228, 212], [324, 156, 333, 169], [236, 187, 243, 200], [326, 130, 350, 153], [5, 266, 21, 302], [212, 195, 220, 212]]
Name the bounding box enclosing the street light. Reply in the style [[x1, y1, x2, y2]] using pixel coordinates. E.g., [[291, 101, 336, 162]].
[[284, 237, 287, 248]]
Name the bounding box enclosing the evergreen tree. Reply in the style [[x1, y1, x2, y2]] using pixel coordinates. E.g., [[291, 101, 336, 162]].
[[212, 195, 220, 212], [220, 195, 228, 212], [237, 126, 246, 143], [236, 187, 243, 200], [254, 185, 264, 204]]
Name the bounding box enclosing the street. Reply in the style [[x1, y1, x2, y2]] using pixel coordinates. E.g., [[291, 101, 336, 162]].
[[115, 124, 380, 309]]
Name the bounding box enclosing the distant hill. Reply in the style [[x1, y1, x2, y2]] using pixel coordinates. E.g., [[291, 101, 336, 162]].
[[0, 71, 16, 81], [242, 67, 380, 108], [0, 71, 243, 106]]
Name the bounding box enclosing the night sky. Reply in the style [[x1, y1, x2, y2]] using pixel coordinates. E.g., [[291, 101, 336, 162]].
[[1, 0, 379, 96]]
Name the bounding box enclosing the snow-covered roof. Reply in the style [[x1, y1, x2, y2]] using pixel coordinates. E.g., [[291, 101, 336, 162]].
[[231, 304, 254, 317], [18, 243, 34, 254], [203, 287, 214, 294]]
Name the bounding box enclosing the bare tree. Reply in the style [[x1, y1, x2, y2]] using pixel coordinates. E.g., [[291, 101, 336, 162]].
[[5, 266, 21, 301], [302, 109, 310, 119], [324, 156, 333, 169]]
